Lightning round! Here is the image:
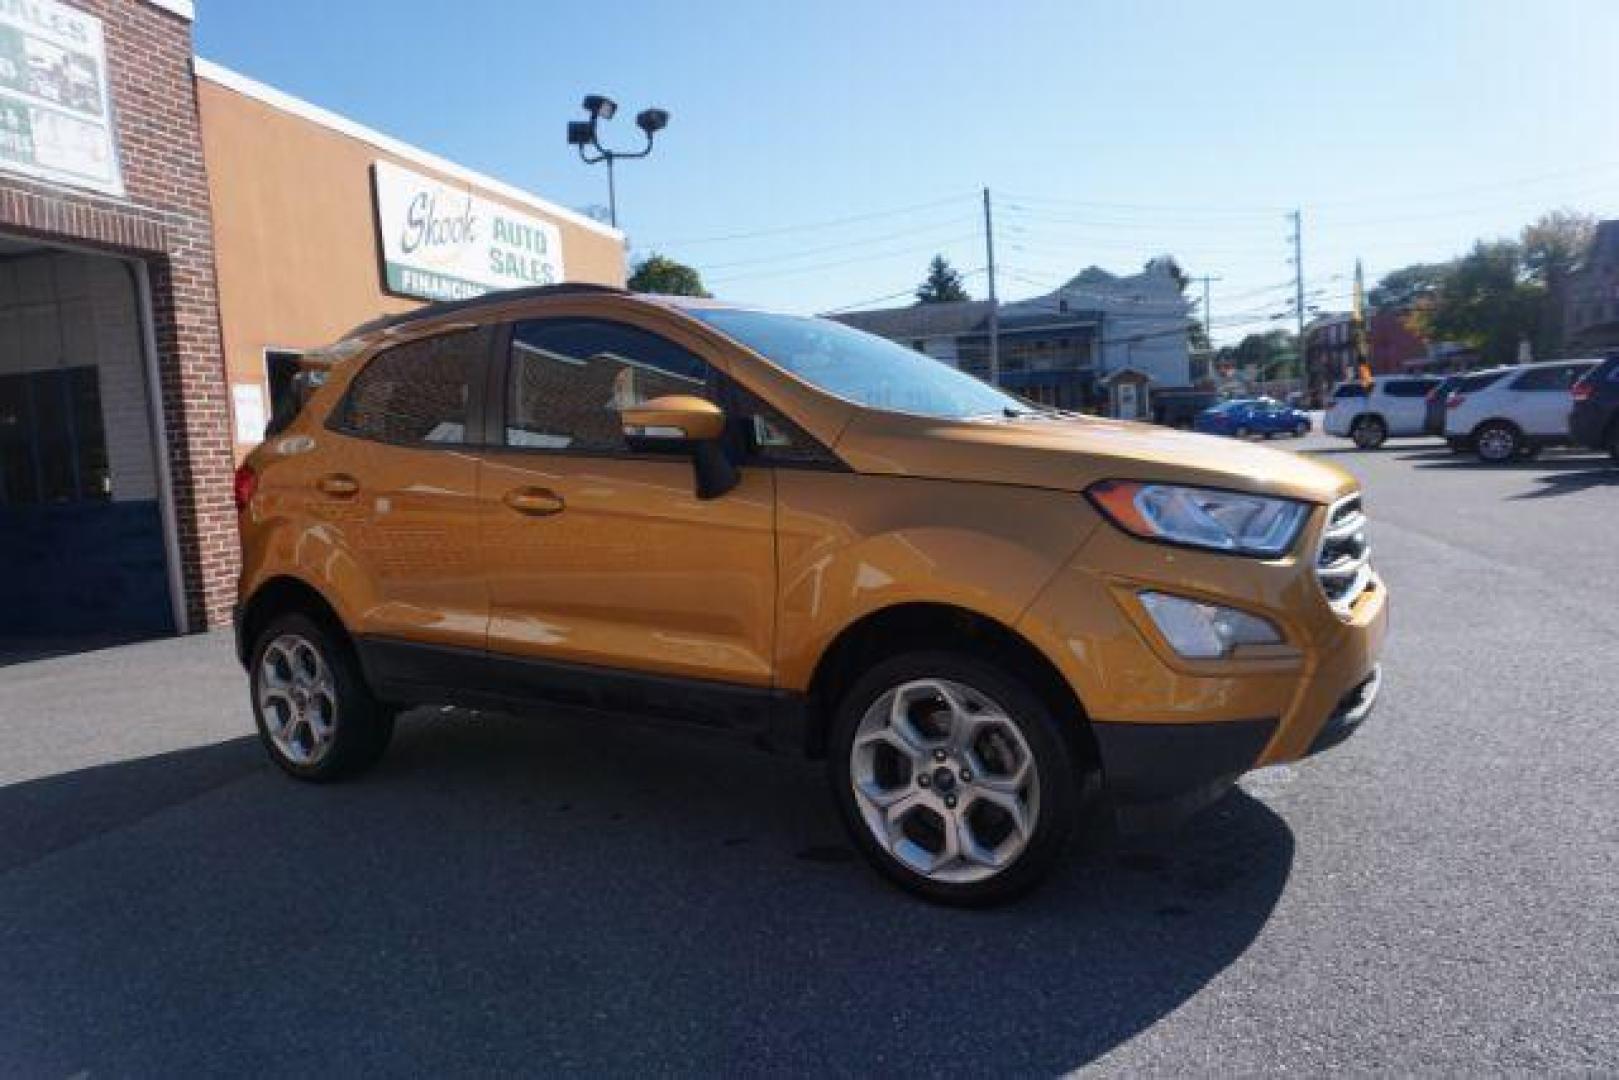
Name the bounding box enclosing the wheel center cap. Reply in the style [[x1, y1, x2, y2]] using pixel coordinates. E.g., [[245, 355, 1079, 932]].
[[932, 767, 957, 793]]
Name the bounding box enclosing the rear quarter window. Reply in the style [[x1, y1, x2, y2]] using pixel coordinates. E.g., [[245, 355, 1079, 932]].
[[334, 327, 489, 445]]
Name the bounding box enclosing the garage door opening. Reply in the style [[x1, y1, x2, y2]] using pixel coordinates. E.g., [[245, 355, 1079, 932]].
[[0, 238, 180, 642]]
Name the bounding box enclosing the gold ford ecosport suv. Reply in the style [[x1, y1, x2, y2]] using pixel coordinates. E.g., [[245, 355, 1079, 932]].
[[234, 284, 1386, 905]]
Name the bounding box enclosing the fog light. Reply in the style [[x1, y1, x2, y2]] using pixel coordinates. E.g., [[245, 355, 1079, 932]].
[[1138, 591, 1282, 659]]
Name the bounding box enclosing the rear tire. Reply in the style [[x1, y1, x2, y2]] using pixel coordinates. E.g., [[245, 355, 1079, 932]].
[[249, 612, 394, 782], [1473, 420, 1521, 464], [828, 651, 1080, 907], [1351, 416, 1387, 449], [1295, 421, 1310, 438]]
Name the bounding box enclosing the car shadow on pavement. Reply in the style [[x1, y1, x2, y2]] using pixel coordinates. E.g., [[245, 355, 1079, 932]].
[[0, 708, 1294, 1076], [1507, 467, 1619, 499], [1411, 454, 1613, 473]]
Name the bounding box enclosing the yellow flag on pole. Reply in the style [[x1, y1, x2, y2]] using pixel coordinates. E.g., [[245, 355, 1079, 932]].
[[1353, 260, 1373, 387]]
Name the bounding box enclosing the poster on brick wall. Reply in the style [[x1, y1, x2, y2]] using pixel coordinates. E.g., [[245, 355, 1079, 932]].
[[0, 0, 122, 196]]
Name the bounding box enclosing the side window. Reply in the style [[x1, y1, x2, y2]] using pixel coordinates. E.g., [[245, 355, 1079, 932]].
[[505, 318, 715, 452], [1333, 384, 1368, 399], [1512, 365, 1583, 392], [336, 327, 488, 445], [1382, 380, 1429, 398]]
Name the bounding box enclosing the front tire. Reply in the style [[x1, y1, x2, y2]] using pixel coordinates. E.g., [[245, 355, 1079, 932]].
[[828, 651, 1079, 906], [250, 612, 394, 781], [1351, 416, 1387, 449], [1473, 420, 1521, 463]]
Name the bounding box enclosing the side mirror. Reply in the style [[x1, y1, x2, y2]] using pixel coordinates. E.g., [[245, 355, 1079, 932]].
[[619, 395, 738, 500], [620, 394, 726, 445]]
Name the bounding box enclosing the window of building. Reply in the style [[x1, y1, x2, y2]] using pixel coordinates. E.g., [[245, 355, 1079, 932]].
[[335, 327, 488, 445], [0, 366, 111, 505], [505, 318, 715, 452]]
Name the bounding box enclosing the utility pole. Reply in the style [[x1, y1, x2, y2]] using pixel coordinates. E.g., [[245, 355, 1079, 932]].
[[983, 187, 1000, 386], [1289, 209, 1305, 384], [1195, 274, 1221, 382], [1195, 274, 1222, 341]]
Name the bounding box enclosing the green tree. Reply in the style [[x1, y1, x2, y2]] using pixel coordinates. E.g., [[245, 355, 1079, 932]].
[[1369, 262, 1452, 313], [914, 255, 970, 304], [1230, 329, 1297, 377], [1521, 209, 1597, 355], [627, 253, 711, 297], [1412, 240, 1542, 366]]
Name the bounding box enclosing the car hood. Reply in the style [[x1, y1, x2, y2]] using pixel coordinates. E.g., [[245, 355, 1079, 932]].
[[834, 411, 1356, 504]]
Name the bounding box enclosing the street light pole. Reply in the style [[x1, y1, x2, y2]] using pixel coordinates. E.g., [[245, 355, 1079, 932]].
[[567, 95, 669, 231]]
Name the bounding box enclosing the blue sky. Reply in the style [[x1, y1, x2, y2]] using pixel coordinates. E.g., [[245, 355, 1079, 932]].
[[195, 0, 1619, 343]]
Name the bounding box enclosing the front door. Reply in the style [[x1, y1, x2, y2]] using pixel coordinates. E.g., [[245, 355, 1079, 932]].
[[1115, 381, 1139, 419], [479, 317, 776, 688]]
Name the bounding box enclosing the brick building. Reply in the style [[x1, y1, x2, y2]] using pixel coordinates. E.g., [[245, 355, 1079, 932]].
[[0, 0, 625, 641]]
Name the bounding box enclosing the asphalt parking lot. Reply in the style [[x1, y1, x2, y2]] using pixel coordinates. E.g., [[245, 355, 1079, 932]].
[[1, 433, 1616, 1076]]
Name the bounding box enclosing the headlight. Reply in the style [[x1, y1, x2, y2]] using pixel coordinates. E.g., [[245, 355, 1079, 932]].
[[1138, 591, 1283, 659], [1087, 480, 1308, 557]]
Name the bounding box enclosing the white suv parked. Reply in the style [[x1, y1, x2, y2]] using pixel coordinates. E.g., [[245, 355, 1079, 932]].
[[1443, 360, 1600, 462], [1324, 375, 1441, 448]]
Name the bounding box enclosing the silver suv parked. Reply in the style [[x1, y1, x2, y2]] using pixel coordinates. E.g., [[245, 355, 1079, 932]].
[[1323, 375, 1441, 448], [1443, 360, 1599, 462]]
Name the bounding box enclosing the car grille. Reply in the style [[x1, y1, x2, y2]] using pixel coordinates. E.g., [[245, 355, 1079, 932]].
[[1316, 494, 1373, 617]]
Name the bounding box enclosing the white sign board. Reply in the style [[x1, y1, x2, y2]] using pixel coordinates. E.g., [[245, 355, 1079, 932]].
[[0, 0, 121, 195], [372, 159, 565, 303], [232, 382, 267, 444]]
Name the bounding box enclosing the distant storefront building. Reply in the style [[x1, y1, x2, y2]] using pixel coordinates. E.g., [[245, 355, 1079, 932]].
[[0, 0, 625, 641], [830, 263, 1192, 416]]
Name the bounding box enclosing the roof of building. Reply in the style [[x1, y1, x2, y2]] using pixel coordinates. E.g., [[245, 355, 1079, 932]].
[[827, 299, 996, 339], [194, 59, 623, 242]]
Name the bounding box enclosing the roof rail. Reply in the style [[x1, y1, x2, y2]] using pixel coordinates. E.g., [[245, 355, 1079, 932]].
[[341, 283, 629, 340]]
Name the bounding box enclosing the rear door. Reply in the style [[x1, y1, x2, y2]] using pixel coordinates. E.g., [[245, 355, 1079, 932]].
[[1379, 378, 1434, 435], [477, 314, 778, 689], [317, 326, 492, 652], [1511, 363, 1595, 437]]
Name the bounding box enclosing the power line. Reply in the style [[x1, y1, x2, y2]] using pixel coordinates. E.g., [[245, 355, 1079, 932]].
[[644, 191, 979, 247], [691, 215, 977, 272], [821, 267, 987, 314], [707, 232, 981, 284]]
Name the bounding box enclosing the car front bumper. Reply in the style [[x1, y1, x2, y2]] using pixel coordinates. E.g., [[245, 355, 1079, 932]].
[[1017, 517, 1389, 831]]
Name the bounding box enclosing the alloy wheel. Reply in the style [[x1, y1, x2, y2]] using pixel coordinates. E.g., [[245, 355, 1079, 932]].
[[849, 678, 1040, 884], [257, 633, 339, 766], [1476, 426, 1516, 462]]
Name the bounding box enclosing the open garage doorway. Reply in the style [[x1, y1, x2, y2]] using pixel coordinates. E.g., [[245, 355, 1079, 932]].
[[0, 237, 181, 645]]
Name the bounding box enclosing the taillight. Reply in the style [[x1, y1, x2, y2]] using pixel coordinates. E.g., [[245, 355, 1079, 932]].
[[1572, 379, 1594, 403], [233, 463, 258, 512], [1447, 394, 1466, 409]]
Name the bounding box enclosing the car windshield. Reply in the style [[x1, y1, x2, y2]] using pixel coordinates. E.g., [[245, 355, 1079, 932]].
[[688, 307, 1037, 421]]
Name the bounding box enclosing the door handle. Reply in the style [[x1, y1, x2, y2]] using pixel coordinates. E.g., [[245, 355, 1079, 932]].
[[503, 486, 565, 516], [316, 473, 359, 498]]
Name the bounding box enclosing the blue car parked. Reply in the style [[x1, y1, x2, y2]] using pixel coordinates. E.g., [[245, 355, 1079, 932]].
[[1194, 398, 1313, 439]]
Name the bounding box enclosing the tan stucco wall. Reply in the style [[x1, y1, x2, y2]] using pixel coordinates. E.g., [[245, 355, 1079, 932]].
[[197, 76, 626, 457]]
